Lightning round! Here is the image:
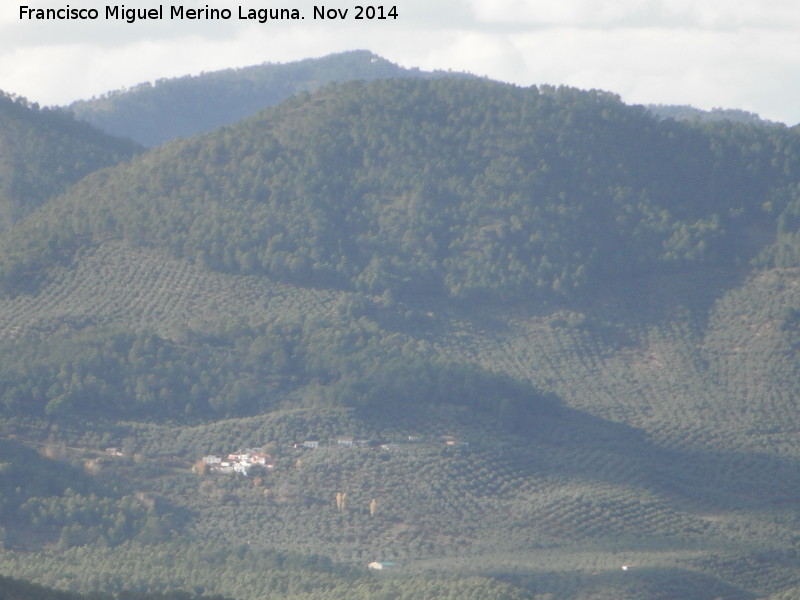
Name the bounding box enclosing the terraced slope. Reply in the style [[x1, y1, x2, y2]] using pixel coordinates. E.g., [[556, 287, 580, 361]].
[[0, 241, 798, 599], [0, 240, 347, 340]]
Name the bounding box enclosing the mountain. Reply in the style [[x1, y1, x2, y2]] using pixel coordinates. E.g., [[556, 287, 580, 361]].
[[5, 78, 800, 302], [0, 91, 141, 229], [66, 50, 473, 147], [0, 76, 800, 600]]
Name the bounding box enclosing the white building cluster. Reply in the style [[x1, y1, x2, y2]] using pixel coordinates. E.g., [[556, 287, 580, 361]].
[[201, 448, 274, 475]]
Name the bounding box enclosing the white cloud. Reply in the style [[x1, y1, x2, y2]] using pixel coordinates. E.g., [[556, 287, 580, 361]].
[[0, 0, 799, 124], [466, 0, 800, 29]]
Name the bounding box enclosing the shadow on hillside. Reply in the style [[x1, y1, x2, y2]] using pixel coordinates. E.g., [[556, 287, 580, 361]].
[[436, 393, 800, 514], [585, 264, 750, 334], [648, 444, 800, 512], [549, 403, 800, 512], [278, 376, 798, 517]]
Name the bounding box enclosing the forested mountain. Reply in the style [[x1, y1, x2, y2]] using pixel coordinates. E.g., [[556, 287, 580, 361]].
[[0, 92, 140, 229], [66, 50, 470, 147], [1, 74, 800, 600], [5, 78, 800, 301]]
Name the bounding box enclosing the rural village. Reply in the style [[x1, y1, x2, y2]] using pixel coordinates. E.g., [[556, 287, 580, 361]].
[[195, 435, 469, 476]]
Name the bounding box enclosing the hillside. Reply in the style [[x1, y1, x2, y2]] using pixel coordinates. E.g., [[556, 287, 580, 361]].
[[0, 92, 141, 229], [66, 50, 470, 147], [0, 76, 799, 600], [6, 78, 800, 302]]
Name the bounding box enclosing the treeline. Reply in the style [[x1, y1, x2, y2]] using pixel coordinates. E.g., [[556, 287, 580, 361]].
[[0, 312, 549, 427], [3, 78, 800, 303], [0, 91, 140, 229]]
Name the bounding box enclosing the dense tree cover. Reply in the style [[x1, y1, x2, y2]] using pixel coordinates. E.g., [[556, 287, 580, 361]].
[[0, 438, 89, 518], [4, 78, 800, 303], [67, 50, 467, 146], [647, 103, 781, 126], [0, 543, 535, 600], [17, 490, 184, 549], [0, 310, 547, 426], [758, 182, 800, 266], [0, 439, 183, 550], [0, 91, 140, 229], [0, 574, 231, 600]]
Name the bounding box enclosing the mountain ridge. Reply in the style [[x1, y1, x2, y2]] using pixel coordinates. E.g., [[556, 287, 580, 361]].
[[66, 50, 475, 146], [8, 77, 800, 304]]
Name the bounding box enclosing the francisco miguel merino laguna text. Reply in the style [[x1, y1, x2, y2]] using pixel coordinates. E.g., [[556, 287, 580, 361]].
[[19, 4, 399, 23]]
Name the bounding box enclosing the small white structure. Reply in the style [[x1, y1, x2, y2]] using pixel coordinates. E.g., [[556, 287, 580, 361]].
[[201, 448, 274, 474]]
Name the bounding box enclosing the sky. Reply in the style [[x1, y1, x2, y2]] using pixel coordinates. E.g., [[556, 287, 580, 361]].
[[2, 0, 799, 125]]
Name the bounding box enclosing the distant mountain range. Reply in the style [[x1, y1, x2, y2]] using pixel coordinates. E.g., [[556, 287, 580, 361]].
[[66, 50, 473, 147]]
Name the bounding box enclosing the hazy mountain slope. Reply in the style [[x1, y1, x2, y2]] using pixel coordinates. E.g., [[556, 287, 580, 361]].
[[6, 78, 800, 304], [0, 92, 140, 229], [67, 50, 470, 146]]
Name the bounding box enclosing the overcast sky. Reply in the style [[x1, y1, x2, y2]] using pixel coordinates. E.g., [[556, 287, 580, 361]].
[[2, 0, 799, 125]]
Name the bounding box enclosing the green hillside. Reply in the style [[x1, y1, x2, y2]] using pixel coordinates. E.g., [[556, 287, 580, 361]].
[[67, 50, 469, 147], [7, 78, 800, 302], [0, 75, 799, 600], [0, 92, 140, 229]]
